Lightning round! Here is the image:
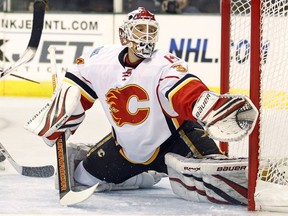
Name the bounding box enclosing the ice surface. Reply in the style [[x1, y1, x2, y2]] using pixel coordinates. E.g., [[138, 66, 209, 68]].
[[0, 97, 286, 216]]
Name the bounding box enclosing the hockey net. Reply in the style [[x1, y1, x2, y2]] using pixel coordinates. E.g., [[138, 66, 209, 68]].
[[221, 0, 288, 212]]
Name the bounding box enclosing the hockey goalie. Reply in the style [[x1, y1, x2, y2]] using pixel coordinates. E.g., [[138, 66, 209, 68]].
[[24, 7, 258, 204]]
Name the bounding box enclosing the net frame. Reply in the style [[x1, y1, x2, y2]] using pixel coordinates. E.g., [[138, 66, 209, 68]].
[[221, 0, 288, 212]]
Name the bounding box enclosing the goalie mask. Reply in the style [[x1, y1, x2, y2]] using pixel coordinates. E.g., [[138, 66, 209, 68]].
[[119, 7, 159, 59]]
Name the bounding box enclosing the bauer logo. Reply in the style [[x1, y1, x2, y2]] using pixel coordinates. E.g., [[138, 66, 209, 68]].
[[195, 93, 211, 119], [217, 165, 247, 172]]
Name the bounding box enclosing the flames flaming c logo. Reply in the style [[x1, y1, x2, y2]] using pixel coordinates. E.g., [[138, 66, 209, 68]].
[[106, 85, 149, 126]]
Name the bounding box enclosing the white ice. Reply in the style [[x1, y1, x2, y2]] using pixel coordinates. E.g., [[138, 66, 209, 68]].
[[0, 97, 286, 216]]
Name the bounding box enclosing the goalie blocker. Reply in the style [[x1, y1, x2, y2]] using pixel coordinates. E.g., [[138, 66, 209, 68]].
[[24, 82, 85, 147], [165, 153, 248, 205]]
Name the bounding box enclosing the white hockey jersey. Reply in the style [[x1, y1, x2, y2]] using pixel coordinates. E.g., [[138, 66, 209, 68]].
[[64, 45, 209, 163]]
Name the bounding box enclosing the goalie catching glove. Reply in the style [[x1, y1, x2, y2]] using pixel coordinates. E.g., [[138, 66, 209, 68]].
[[24, 82, 85, 147], [192, 91, 258, 142]]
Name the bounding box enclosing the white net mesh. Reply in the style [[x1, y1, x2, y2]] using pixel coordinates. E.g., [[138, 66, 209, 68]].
[[226, 0, 251, 158], [258, 0, 288, 187], [226, 0, 288, 210]]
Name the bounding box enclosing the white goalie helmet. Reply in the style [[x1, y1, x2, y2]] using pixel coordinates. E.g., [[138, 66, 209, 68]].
[[119, 7, 159, 58]]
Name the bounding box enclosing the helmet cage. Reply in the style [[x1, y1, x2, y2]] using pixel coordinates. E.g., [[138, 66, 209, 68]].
[[126, 20, 158, 45], [119, 7, 159, 58]]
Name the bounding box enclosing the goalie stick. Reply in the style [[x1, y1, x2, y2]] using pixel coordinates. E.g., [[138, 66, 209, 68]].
[[0, 0, 52, 178], [48, 46, 98, 206], [0, 142, 54, 177], [0, 0, 46, 79]]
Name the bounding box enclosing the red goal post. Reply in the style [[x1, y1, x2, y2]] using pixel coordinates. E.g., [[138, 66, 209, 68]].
[[221, 0, 288, 212]]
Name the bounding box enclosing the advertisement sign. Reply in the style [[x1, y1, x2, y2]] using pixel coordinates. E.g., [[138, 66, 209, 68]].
[[0, 13, 221, 96]]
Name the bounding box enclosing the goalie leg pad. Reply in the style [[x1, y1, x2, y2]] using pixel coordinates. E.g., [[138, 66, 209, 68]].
[[95, 171, 165, 192], [114, 170, 164, 189], [24, 83, 85, 147], [165, 153, 248, 205], [200, 158, 248, 205], [165, 153, 208, 203]]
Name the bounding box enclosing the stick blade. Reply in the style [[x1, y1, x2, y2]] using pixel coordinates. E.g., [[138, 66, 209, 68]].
[[3, 47, 36, 76], [60, 183, 99, 206], [22, 165, 55, 177]]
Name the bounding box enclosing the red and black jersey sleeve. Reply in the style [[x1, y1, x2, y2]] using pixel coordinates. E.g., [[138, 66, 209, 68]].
[[165, 73, 209, 121]]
